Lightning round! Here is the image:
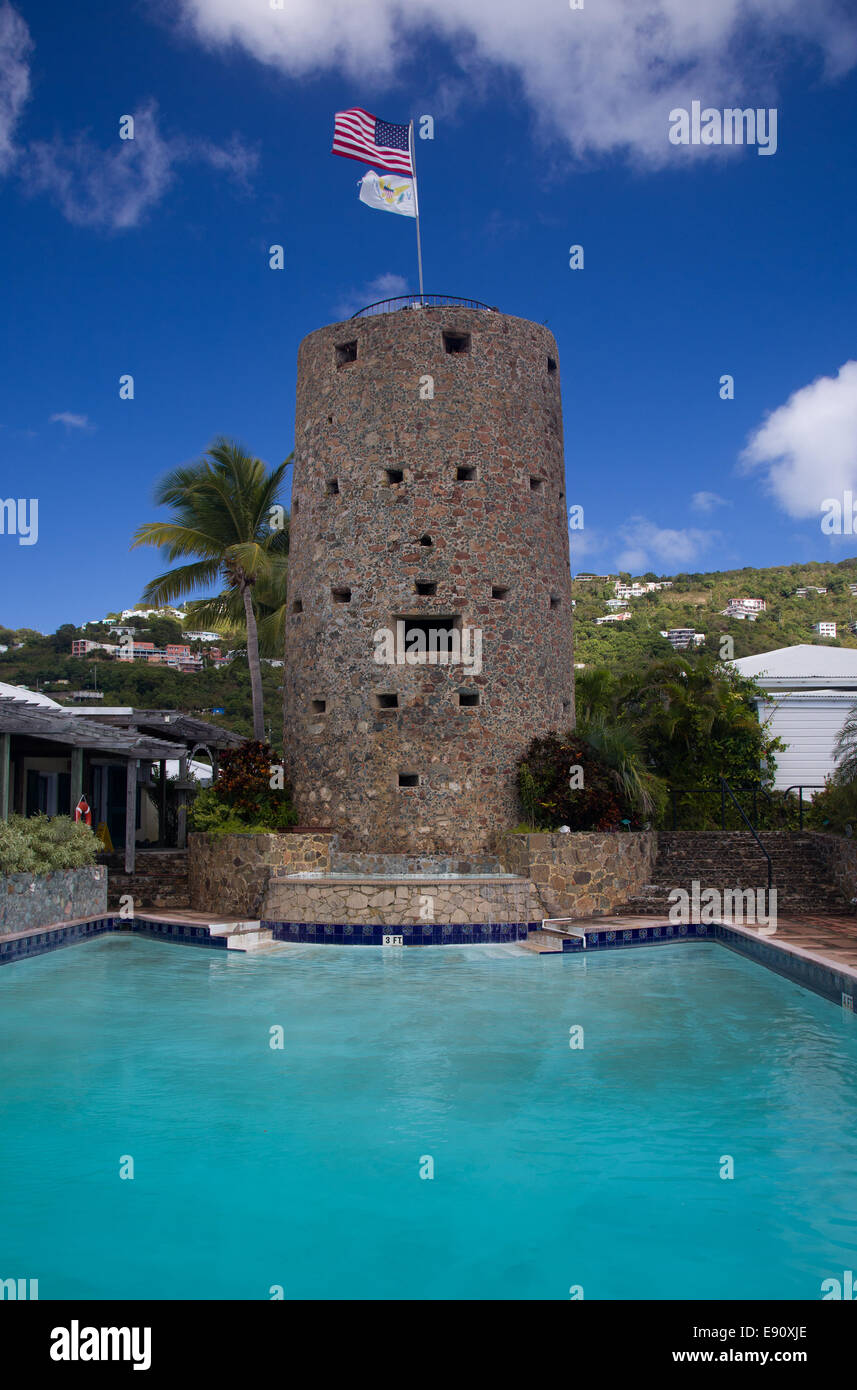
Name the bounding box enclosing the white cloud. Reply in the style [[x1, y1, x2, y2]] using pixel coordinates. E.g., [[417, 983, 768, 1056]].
[[691, 490, 729, 512], [50, 412, 92, 430], [740, 361, 857, 519], [22, 100, 256, 230], [614, 516, 714, 573], [0, 1, 31, 174], [335, 271, 409, 319], [173, 0, 857, 166]]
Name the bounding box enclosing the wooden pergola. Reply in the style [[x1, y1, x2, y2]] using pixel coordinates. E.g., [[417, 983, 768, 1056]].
[[0, 701, 244, 872]]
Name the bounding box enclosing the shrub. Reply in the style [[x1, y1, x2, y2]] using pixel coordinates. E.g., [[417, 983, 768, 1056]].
[[805, 779, 857, 836], [517, 734, 625, 831], [0, 813, 99, 875], [187, 741, 298, 835]]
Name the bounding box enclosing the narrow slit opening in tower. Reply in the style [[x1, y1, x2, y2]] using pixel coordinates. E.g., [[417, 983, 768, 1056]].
[[398, 772, 419, 788], [374, 692, 399, 710], [549, 593, 561, 610], [292, 498, 299, 513], [335, 340, 358, 366], [547, 356, 557, 374], [443, 332, 470, 354], [326, 478, 340, 495], [415, 581, 437, 596], [456, 465, 476, 482], [385, 467, 404, 485], [418, 534, 433, 547], [458, 691, 480, 707], [561, 699, 571, 714], [331, 586, 352, 603], [291, 599, 303, 614], [311, 699, 327, 714], [491, 585, 509, 599], [530, 476, 544, 492]]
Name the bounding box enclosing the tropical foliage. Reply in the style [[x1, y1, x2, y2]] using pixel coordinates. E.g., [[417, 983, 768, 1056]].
[[131, 438, 290, 738], [0, 814, 99, 875], [187, 741, 297, 835]]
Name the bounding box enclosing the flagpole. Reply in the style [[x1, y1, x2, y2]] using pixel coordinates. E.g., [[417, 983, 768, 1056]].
[[409, 121, 425, 299]]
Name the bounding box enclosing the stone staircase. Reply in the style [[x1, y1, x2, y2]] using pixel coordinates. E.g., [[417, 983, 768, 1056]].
[[104, 850, 190, 911], [616, 832, 853, 917]]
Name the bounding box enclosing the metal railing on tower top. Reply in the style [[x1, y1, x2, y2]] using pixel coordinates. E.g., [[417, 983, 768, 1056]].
[[351, 294, 497, 318]]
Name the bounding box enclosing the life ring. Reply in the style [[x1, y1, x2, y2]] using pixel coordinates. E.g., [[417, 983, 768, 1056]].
[[74, 796, 92, 826]]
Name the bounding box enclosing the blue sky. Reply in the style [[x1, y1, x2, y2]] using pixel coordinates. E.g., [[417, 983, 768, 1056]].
[[1, 0, 856, 631]]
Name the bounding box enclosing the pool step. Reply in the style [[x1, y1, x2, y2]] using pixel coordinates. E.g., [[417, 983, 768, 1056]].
[[207, 921, 273, 951]]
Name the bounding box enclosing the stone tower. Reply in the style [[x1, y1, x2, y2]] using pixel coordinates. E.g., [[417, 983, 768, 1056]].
[[283, 300, 573, 854]]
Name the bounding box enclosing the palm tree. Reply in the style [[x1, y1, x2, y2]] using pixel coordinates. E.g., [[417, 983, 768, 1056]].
[[833, 706, 857, 784], [131, 438, 290, 740]]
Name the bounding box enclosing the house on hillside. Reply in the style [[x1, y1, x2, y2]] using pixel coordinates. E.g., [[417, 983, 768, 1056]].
[[730, 645, 857, 792]]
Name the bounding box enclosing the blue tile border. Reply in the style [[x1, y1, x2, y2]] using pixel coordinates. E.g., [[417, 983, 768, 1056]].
[[265, 920, 535, 946], [0, 915, 225, 965], [1, 913, 855, 1011]]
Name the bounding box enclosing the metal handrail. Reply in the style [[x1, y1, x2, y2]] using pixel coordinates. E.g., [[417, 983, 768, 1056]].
[[351, 294, 496, 318], [719, 777, 773, 892], [781, 784, 826, 831]]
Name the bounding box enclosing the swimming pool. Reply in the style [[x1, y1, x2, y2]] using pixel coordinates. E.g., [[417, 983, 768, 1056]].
[[2, 935, 856, 1300]]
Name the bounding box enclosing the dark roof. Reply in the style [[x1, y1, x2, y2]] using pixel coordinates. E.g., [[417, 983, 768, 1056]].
[[73, 709, 245, 749], [0, 698, 179, 759]]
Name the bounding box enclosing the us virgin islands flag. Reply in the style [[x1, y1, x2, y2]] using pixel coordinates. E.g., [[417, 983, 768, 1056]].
[[358, 169, 416, 218]]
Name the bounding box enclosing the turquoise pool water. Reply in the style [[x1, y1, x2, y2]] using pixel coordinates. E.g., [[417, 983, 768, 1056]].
[[2, 935, 856, 1300]]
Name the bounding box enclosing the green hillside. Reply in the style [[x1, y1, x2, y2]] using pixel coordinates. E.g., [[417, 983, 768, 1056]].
[[0, 623, 283, 746], [572, 556, 857, 668]]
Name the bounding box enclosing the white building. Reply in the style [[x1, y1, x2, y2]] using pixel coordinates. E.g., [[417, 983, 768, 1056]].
[[660, 629, 705, 650], [724, 598, 766, 620], [730, 644, 857, 791], [594, 612, 632, 624], [813, 621, 837, 638]]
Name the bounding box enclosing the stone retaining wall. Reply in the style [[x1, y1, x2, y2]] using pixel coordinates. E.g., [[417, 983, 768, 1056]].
[[0, 865, 107, 934], [805, 831, 857, 909], [263, 874, 536, 926], [497, 831, 658, 918], [188, 832, 334, 916]]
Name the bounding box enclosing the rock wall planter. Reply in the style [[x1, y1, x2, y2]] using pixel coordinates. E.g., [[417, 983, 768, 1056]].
[[498, 831, 658, 918], [188, 832, 334, 916], [0, 865, 108, 934]]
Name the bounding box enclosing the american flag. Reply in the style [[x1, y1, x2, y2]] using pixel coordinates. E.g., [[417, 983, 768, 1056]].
[[331, 108, 413, 176]]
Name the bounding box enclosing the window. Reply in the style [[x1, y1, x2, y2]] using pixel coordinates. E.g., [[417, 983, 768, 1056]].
[[393, 614, 461, 664], [374, 693, 399, 710], [418, 534, 433, 547], [336, 340, 358, 366], [561, 699, 571, 714], [385, 467, 404, 485], [326, 478, 340, 495], [549, 593, 561, 610], [491, 585, 509, 600], [415, 581, 437, 596], [291, 599, 303, 614], [293, 498, 299, 513], [456, 465, 476, 482], [443, 332, 470, 354], [530, 476, 544, 493], [331, 586, 352, 603], [458, 691, 480, 707], [547, 356, 557, 374], [398, 772, 419, 787], [311, 699, 327, 714]]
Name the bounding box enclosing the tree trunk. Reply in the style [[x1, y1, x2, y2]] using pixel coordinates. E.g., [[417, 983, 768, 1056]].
[[242, 582, 266, 741]]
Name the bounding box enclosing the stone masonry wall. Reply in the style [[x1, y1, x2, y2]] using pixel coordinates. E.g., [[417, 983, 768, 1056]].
[[283, 306, 574, 855], [263, 874, 537, 926], [188, 832, 333, 917], [498, 831, 658, 919], [0, 865, 107, 934], [806, 831, 857, 909]]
